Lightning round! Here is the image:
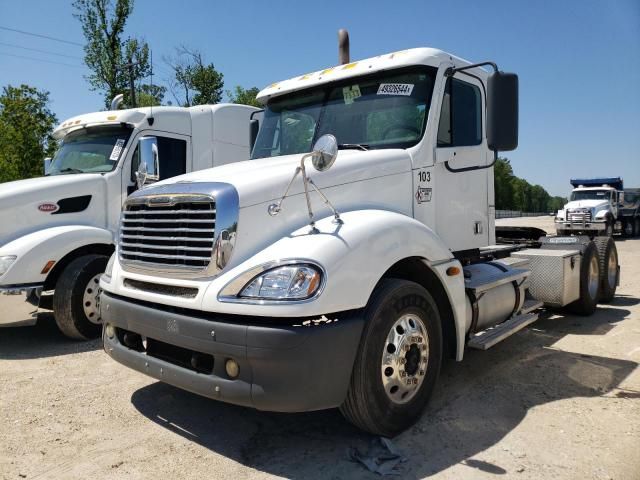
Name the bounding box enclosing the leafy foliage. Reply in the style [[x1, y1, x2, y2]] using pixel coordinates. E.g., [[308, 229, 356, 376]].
[[227, 86, 261, 107], [137, 84, 166, 107], [0, 85, 58, 183], [494, 158, 566, 212], [164, 47, 224, 107], [73, 0, 150, 108]]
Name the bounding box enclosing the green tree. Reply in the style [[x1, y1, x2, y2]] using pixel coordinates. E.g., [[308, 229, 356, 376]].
[[165, 47, 224, 106], [0, 85, 58, 183], [74, 0, 150, 108], [137, 84, 166, 107], [227, 86, 261, 107], [493, 157, 515, 210]]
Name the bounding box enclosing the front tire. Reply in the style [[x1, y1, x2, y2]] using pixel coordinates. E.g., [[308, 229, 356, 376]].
[[53, 254, 108, 340], [340, 279, 442, 437], [566, 241, 600, 315], [593, 237, 618, 303]]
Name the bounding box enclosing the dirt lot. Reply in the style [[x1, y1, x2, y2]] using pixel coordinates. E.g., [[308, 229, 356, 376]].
[[1, 216, 639, 480]]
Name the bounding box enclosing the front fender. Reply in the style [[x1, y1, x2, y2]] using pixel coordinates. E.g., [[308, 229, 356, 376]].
[[200, 209, 455, 317], [0, 226, 113, 285]]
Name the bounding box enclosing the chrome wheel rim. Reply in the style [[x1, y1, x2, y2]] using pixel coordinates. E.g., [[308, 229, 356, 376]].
[[82, 274, 102, 324], [588, 255, 599, 299], [607, 248, 617, 288], [381, 313, 429, 404]]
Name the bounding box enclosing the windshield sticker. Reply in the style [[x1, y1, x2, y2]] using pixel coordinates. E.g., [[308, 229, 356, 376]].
[[343, 85, 362, 104], [109, 139, 126, 161], [377, 83, 414, 96]]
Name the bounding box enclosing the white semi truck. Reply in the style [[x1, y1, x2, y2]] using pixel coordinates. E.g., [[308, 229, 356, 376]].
[[99, 40, 620, 436], [0, 103, 258, 339], [555, 178, 623, 237]]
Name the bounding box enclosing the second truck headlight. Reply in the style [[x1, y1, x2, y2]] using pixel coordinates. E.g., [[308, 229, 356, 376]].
[[240, 265, 322, 300], [0, 256, 17, 277]]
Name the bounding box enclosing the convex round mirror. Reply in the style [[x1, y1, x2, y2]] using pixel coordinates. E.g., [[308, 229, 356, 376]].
[[311, 134, 338, 172]]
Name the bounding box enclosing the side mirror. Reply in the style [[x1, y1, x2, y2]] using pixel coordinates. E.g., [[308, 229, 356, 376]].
[[310, 134, 338, 172], [136, 136, 159, 189], [487, 72, 518, 152], [249, 119, 259, 153], [44, 157, 52, 175]]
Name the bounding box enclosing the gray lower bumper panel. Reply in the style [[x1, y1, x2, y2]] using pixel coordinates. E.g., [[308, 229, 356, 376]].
[[101, 293, 364, 412]]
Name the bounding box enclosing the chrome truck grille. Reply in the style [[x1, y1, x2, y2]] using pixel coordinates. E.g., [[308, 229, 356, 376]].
[[567, 209, 592, 223], [118, 183, 239, 278], [120, 197, 215, 269]]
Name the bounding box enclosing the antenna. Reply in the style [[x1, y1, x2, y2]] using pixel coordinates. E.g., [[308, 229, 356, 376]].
[[148, 50, 155, 125]]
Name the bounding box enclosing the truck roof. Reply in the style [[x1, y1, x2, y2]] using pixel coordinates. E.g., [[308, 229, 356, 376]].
[[256, 47, 487, 104], [570, 177, 623, 190], [53, 104, 250, 139]]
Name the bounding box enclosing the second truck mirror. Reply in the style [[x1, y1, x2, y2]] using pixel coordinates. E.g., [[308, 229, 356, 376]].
[[136, 136, 160, 189], [487, 72, 519, 152], [249, 119, 260, 153]]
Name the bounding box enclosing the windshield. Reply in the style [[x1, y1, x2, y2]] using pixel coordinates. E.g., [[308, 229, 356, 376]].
[[48, 126, 133, 175], [570, 190, 611, 201], [252, 66, 437, 159]]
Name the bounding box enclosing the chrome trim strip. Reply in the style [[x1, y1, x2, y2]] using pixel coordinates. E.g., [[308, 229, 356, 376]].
[[218, 259, 327, 305]]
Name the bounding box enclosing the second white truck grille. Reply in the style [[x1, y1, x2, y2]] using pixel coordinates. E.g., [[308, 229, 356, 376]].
[[119, 198, 216, 270]]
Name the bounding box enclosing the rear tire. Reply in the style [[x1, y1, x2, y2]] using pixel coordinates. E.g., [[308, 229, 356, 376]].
[[566, 241, 600, 316], [53, 254, 108, 340], [340, 279, 442, 437], [623, 220, 634, 237], [635, 218, 640, 237], [593, 237, 618, 303]]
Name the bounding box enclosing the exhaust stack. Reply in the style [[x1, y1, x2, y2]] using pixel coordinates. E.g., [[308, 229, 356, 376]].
[[110, 94, 124, 111], [338, 29, 350, 65]]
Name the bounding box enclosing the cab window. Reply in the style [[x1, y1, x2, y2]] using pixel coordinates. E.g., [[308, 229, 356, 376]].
[[437, 77, 482, 147]]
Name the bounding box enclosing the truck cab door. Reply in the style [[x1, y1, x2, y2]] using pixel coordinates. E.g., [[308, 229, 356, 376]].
[[433, 73, 492, 251]]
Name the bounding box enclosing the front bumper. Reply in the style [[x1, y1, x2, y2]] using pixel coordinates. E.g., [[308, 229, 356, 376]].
[[555, 219, 606, 232], [101, 292, 364, 412], [0, 285, 42, 327]]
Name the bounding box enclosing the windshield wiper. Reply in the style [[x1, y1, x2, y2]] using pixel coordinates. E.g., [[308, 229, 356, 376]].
[[338, 143, 369, 151], [54, 167, 84, 175]]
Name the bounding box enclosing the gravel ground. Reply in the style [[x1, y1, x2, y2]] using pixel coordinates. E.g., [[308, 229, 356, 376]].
[[1, 216, 639, 480]]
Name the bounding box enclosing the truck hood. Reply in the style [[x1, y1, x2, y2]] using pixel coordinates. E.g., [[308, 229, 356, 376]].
[[563, 199, 608, 211], [148, 149, 412, 209], [0, 174, 108, 246]]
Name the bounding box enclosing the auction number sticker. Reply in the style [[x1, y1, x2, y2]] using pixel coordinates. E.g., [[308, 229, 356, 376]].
[[109, 139, 126, 161], [377, 83, 414, 96]]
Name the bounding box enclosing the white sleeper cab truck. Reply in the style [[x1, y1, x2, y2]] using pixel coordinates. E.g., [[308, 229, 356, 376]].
[[100, 42, 620, 436], [0, 103, 258, 339], [555, 178, 623, 237]]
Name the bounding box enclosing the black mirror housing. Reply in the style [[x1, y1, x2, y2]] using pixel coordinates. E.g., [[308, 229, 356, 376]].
[[487, 72, 518, 152], [249, 118, 260, 153]]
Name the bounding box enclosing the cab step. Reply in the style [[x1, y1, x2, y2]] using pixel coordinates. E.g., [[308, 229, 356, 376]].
[[468, 312, 539, 350], [519, 298, 543, 315]]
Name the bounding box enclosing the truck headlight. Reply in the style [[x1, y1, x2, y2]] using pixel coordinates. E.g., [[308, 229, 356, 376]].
[[0, 256, 17, 277], [594, 209, 606, 219], [101, 254, 116, 283], [240, 264, 322, 300]]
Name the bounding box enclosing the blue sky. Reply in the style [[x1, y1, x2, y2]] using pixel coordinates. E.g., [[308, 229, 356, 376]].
[[1, 0, 638, 196]]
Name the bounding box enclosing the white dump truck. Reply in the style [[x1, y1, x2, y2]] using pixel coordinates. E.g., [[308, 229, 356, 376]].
[[0, 102, 258, 338], [100, 38, 620, 436], [555, 178, 623, 237]]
